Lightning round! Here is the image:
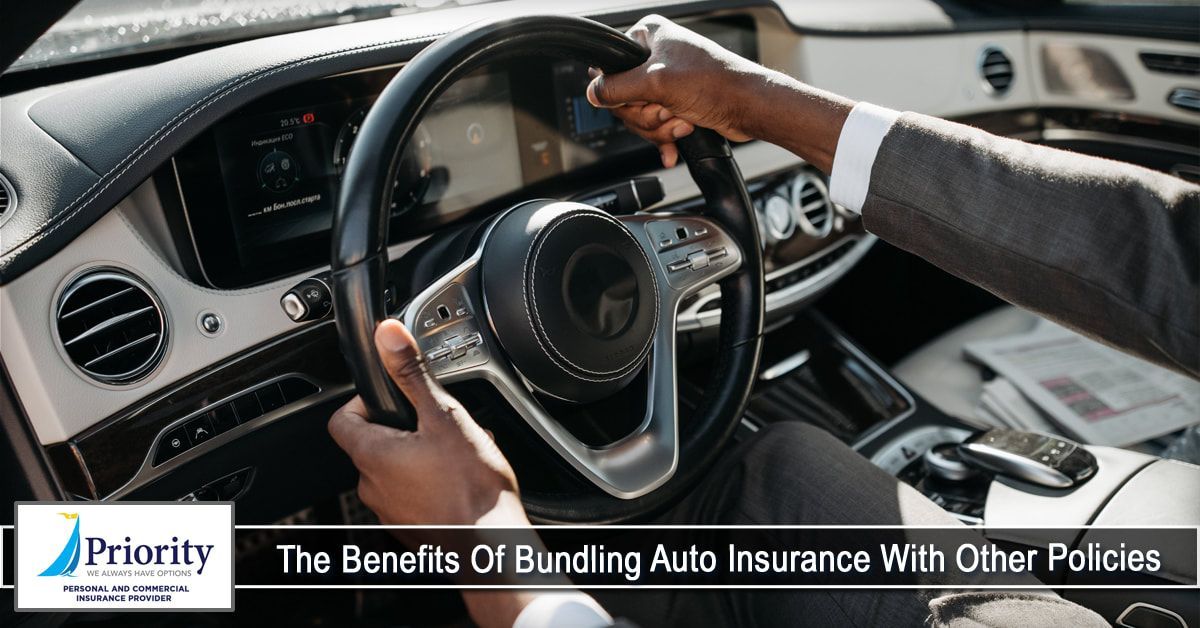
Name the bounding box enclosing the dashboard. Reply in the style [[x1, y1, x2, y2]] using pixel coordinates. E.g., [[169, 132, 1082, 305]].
[[173, 16, 758, 288], [3, 0, 1192, 520]]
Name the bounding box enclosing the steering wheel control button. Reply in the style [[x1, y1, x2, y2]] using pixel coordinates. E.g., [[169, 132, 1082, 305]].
[[154, 426, 192, 465], [415, 283, 473, 333], [412, 283, 489, 376], [687, 250, 711, 271], [483, 202, 658, 402], [282, 276, 332, 322], [648, 218, 741, 290], [426, 346, 453, 362]]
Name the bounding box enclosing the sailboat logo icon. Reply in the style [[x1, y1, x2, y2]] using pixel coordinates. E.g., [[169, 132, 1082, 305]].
[[38, 513, 81, 577]]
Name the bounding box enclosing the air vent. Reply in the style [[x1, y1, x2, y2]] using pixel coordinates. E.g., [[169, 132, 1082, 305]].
[[789, 173, 834, 239], [1140, 52, 1200, 76], [979, 46, 1014, 95], [56, 270, 168, 384], [0, 173, 14, 223]]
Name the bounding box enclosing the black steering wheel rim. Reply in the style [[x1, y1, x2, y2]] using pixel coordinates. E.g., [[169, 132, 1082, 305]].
[[331, 14, 765, 522]]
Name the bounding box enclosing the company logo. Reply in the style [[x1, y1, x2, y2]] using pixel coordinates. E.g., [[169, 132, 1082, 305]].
[[38, 513, 82, 577], [15, 503, 233, 611]]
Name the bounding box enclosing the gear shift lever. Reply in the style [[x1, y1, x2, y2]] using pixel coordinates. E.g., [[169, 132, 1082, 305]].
[[958, 429, 1098, 489]]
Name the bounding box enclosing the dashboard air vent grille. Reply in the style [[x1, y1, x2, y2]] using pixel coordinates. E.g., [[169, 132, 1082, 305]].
[[790, 173, 834, 239], [0, 173, 13, 222], [980, 46, 1014, 95], [56, 270, 167, 384], [1140, 52, 1200, 76]]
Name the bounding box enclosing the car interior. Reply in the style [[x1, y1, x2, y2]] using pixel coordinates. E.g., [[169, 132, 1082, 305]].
[[1, 0, 1197, 626]]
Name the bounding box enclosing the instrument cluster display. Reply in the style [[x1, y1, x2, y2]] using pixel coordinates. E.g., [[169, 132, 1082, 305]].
[[173, 16, 756, 288]]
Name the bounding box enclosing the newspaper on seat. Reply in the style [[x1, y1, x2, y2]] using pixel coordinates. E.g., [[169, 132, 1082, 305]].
[[964, 320, 1200, 447]]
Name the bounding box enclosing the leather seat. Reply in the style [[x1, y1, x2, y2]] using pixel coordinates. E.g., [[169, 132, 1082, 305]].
[[893, 306, 1039, 421]]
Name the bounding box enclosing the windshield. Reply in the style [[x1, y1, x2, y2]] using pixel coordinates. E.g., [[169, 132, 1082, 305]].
[[10, 0, 502, 73]]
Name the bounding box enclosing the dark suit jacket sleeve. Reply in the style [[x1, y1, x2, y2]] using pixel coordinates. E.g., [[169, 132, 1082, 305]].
[[861, 112, 1200, 378]]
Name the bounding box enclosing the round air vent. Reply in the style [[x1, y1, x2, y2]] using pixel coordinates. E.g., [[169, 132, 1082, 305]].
[[790, 173, 834, 239], [979, 46, 1014, 95], [0, 172, 14, 224], [56, 269, 168, 384]]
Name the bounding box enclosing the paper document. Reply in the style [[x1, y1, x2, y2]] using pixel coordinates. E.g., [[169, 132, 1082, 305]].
[[965, 321, 1200, 447], [977, 378, 1063, 436]]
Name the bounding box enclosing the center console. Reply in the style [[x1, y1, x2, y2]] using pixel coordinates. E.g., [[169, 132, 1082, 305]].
[[728, 312, 1198, 626]]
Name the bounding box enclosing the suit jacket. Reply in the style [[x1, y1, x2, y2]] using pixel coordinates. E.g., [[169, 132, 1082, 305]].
[[862, 112, 1200, 378]]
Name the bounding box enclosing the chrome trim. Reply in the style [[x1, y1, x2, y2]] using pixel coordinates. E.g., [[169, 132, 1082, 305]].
[[868, 425, 972, 475], [171, 157, 222, 289], [835, 329, 920, 453], [53, 268, 170, 386], [952, 513, 985, 526], [789, 172, 833, 239], [959, 441, 1075, 488], [677, 234, 877, 332], [0, 170, 17, 227], [977, 44, 1013, 97], [923, 444, 975, 482], [759, 349, 811, 382], [1168, 87, 1200, 113], [1116, 603, 1188, 628], [762, 194, 796, 241]]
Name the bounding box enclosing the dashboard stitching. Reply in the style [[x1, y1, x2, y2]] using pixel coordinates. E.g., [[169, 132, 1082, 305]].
[[0, 32, 446, 272], [524, 210, 658, 381]]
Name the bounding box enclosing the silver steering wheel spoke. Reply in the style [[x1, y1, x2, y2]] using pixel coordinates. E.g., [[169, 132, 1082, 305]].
[[400, 256, 494, 384]]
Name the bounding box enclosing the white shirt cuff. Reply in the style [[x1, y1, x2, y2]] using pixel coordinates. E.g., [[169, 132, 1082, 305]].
[[513, 592, 613, 628], [829, 102, 901, 214]]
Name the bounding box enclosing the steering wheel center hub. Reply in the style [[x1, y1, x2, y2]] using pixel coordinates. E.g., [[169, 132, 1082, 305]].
[[482, 202, 658, 402]]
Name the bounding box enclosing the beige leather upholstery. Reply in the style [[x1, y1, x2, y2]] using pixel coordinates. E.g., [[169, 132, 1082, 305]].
[[893, 306, 1039, 421]]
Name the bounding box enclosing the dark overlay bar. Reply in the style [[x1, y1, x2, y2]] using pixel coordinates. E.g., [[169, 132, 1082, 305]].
[[228, 526, 1197, 589]]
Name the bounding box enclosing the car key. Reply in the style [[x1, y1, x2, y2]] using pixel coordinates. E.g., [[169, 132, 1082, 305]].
[[958, 429, 1098, 488]]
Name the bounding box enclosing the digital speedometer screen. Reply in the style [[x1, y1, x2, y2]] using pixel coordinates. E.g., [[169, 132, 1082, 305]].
[[208, 71, 520, 269], [174, 16, 757, 288]]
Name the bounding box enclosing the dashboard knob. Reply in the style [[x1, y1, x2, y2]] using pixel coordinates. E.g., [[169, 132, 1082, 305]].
[[763, 194, 795, 243], [281, 277, 332, 323], [281, 293, 308, 321], [924, 442, 979, 482]]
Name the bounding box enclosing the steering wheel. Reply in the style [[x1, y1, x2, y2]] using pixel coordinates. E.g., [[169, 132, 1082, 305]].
[[331, 15, 764, 523]]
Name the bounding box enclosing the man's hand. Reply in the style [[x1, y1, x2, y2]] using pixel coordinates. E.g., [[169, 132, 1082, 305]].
[[588, 14, 854, 173], [328, 319, 527, 528], [587, 15, 760, 167], [329, 319, 547, 627]]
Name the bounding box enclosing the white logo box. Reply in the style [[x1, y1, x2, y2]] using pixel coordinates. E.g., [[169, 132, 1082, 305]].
[[15, 502, 234, 612]]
